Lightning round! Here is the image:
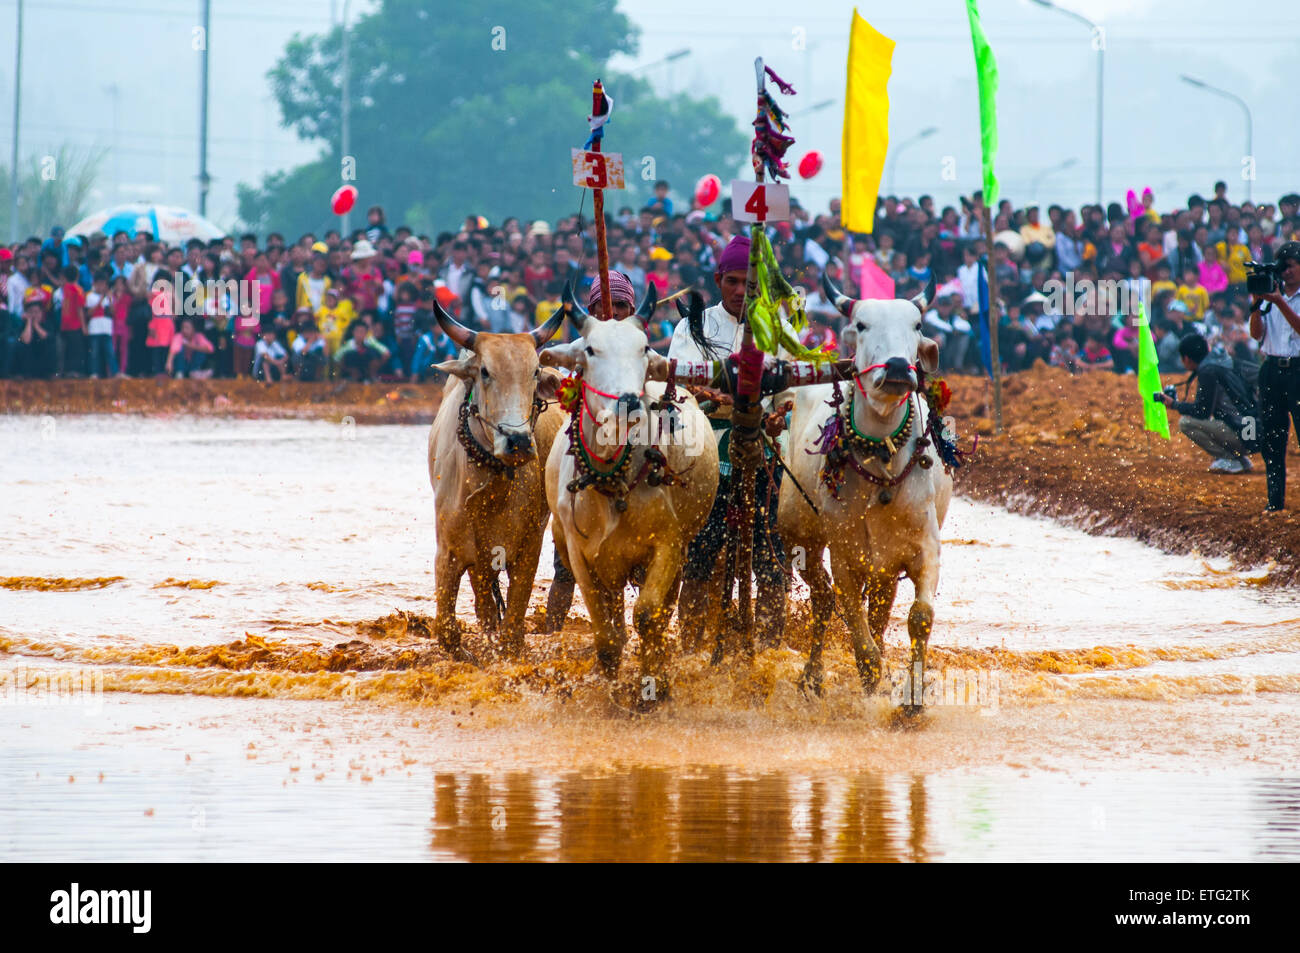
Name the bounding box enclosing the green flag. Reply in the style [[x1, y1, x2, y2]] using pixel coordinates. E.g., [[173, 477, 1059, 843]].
[[1136, 301, 1171, 439], [965, 0, 999, 207]]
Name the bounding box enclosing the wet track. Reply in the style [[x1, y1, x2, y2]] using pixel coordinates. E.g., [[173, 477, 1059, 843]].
[[3, 416, 1299, 860]]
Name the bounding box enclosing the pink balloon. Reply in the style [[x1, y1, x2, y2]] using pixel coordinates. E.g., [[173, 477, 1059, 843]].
[[798, 151, 823, 179], [331, 185, 358, 216], [694, 174, 721, 207]]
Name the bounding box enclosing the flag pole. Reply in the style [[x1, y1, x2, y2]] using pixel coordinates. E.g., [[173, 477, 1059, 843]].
[[590, 80, 613, 321], [981, 205, 1003, 433], [726, 57, 769, 655]]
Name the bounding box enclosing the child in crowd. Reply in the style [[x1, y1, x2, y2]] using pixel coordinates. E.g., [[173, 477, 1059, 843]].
[[145, 277, 176, 376], [253, 321, 288, 382], [58, 265, 87, 377], [85, 269, 115, 379], [166, 316, 214, 378]]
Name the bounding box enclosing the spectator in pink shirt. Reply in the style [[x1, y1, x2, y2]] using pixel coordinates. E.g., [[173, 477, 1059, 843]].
[[1199, 244, 1229, 295], [166, 316, 214, 378]]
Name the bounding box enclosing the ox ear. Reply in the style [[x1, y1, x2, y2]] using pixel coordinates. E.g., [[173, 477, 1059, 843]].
[[537, 365, 564, 399], [635, 282, 658, 326], [435, 353, 479, 380], [911, 276, 937, 314], [539, 340, 582, 371], [646, 352, 670, 382], [917, 335, 940, 375]]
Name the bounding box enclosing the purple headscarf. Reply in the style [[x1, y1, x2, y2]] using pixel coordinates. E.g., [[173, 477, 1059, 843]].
[[587, 270, 636, 315], [715, 235, 751, 276]]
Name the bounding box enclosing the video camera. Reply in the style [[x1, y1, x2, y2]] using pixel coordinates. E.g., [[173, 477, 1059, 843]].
[[1246, 260, 1284, 296]]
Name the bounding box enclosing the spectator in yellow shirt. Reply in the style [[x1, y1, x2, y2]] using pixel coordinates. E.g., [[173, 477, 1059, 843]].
[[1176, 265, 1210, 321], [296, 254, 332, 312], [1020, 204, 1056, 254], [315, 286, 355, 358], [1216, 235, 1251, 288], [1151, 260, 1178, 301]]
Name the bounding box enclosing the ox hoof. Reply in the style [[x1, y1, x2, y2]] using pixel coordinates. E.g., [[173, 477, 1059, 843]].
[[445, 644, 481, 667], [596, 648, 621, 679], [798, 662, 824, 698], [889, 704, 929, 731], [855, 661, 882, 695]]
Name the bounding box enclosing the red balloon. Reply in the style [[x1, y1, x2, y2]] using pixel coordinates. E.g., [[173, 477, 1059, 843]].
[[797, 151, 823, 179], [331, 185, 358, 216], [694, 174, 721, 208]]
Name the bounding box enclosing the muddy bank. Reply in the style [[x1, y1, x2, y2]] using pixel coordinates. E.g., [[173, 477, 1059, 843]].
[[946, 364, 1300, 585], [5, 368, 1300, 584], [0, 378, 442, 425]]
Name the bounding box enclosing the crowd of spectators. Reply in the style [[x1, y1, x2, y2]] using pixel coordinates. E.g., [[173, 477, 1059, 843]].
[[3, 180, 1298, 384]]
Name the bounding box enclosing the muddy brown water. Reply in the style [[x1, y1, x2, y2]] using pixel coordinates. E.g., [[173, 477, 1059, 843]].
[[2, 416, 1299, 861]]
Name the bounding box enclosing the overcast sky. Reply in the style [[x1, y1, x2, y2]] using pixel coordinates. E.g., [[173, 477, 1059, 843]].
[[2, 0, 1296, 231]]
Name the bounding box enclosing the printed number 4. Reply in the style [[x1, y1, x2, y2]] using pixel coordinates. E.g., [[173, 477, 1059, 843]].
[[586, 154, 607, 189], [745, 186, 768, 220]]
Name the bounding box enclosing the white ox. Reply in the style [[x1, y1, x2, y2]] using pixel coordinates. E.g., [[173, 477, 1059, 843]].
[[427, 304, 566, 662], [778, 276, 953, 711], [541, 302, 718, 704]]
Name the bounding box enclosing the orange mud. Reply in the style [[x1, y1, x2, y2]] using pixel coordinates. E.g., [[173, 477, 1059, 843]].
[[0, 575, 125, 591]]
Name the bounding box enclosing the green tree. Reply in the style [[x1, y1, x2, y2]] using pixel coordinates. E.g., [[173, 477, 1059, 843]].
[[1, 146, 104, 240], [238, 0, 745, 236]]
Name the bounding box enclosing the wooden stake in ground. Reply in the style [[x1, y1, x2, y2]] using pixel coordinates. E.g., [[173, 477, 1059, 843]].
[[982, 205, 1004, 433]]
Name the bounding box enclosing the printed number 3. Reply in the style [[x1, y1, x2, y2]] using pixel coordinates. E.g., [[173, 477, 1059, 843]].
[[745, 186, 768, 220], [586, 154, 607, 189]]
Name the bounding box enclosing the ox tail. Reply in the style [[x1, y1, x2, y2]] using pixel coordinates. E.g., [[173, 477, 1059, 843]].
[[491, 572, 506, 618]]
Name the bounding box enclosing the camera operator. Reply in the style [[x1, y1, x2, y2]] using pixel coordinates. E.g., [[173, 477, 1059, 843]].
[[1248, 241, 1300, 513], [1154, 332, 1257, 473]]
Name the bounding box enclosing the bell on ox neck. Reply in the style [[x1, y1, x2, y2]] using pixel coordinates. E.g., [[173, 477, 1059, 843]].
[[878, 488, 893, 505], [615, 498, 628, 512]]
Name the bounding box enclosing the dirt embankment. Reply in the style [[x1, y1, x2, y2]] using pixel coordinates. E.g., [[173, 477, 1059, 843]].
[[945, 364, 1300, 584], [5, 368, 1300, 583], [0, 377, 441, 425]]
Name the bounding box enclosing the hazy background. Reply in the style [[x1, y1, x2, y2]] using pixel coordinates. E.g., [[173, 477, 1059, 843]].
[[1, 0, 1296, 232]]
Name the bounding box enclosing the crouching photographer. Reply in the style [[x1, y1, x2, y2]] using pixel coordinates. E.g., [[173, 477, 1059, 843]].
[[1154, 332, 1259, 474], [1247, 241, 1300, 512]]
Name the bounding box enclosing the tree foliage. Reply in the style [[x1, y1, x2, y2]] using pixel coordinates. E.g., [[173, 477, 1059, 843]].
[[238, 0, 746, 235], [1, 146, 105, 239]]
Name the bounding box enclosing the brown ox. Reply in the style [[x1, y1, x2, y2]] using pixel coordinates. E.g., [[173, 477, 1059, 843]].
[[427, 304, 565, 661]]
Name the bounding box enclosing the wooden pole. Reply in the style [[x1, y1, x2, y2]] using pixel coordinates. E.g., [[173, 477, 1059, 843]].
[[591, 80, 612, 321], [981, 205, 1004, 433], [727, 57, 771, 654]]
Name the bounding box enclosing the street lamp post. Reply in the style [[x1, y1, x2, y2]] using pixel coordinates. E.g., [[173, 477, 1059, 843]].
[[886, 126, 938, 198], [198, 0, 210, 215], [10, 0, 23, 242], [1181, 75, 1253, 204], [340, 0, 352, 236], [1031, 0, 1103, 207], [1030, 157, 1078, 202]]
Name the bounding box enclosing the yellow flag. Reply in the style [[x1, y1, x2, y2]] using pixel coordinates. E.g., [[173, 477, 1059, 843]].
[[841, 9, 895, 234]]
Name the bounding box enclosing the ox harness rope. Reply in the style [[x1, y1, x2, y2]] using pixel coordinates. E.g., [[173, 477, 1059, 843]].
[[809, 369, 969, 504], [558, 365, 689, 513], [456, 385, 547, 481]]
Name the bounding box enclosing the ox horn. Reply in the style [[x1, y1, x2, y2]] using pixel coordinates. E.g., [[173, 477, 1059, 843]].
[[821, 271, 855, 318], [530, 306, 564, 349], [911, 275, 936, 314], [434, 298, 477, 351], [634, 282, 658, 324], [561, 280, 593, 333]]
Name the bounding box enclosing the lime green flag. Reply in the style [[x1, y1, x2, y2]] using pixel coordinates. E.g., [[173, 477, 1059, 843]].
[[964, 0, 999, 207], [1136, 301, 1171, 439]]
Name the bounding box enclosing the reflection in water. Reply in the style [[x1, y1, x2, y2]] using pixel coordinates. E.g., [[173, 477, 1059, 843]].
[[430, 767, 933, 862]]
